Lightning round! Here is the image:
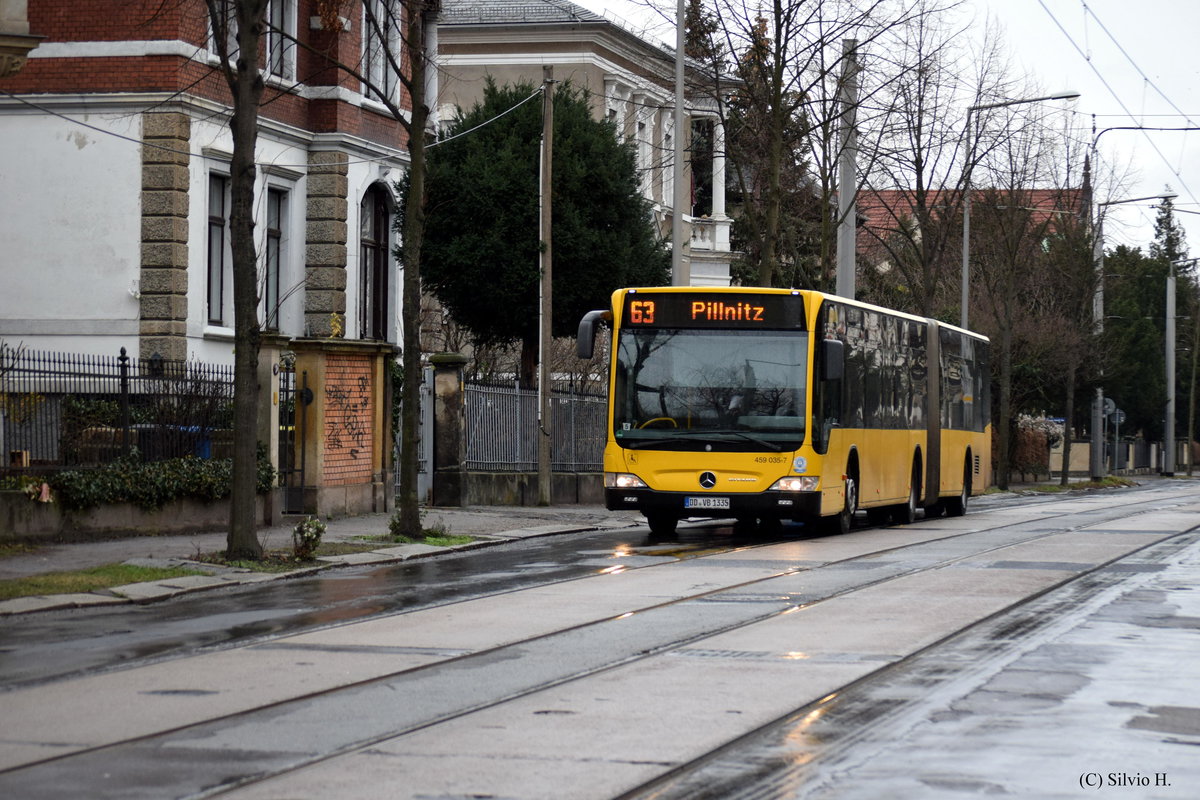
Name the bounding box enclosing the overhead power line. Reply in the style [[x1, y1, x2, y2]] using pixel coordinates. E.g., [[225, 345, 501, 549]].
[[1036, 0, 1199, 210]]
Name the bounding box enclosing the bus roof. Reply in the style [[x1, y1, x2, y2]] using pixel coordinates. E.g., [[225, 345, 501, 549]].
[[613, 286, 990, 343]]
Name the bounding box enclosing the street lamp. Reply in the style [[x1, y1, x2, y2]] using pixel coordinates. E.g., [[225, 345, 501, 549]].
[[1089, 192, 1177, 481], [1093, 192, 1178, 332], [960, 91, 1080, 329]]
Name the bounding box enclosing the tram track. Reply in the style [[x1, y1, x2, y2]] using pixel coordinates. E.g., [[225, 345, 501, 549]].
[[1, 483, 1197, 799], [620, 529, 1200, 800]]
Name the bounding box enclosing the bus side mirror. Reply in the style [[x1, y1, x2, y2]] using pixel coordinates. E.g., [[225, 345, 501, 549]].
[[820, 339, 845, 382], [576, 309, 612, 359]]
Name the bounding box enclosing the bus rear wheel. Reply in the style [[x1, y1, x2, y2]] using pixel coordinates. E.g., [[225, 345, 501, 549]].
[[894, 462, 920, 525], [945, 459, 971, 517]]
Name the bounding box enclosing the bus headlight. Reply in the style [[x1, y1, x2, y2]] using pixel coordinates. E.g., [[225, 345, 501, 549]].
[[605, 472, 648, 489], [769, 476, 819, 492]]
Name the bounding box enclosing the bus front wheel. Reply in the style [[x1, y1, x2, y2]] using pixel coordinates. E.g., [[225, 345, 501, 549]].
[[645, 513, 678, 538], [823, 474, 856, 535]]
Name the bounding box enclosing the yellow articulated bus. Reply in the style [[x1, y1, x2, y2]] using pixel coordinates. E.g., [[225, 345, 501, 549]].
[[577, 286, 992, 536]]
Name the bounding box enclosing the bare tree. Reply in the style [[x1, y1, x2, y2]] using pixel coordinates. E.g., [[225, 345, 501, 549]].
[[969, 103, 1072, 489], [682, 0, 940, 289], [355, 1, 434, 538], [198, 1, 437, 544], [858, 5, 1013, 318], [204, 0, 270, 560], [270, 1, 435, 536]]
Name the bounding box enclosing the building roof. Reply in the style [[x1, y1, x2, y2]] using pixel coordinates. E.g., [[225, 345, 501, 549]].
[[857, 187, 1084, 238], [440, 0, 607, 26]]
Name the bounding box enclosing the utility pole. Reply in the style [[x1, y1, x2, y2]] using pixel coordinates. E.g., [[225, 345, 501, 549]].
[[1189, 278, 1198, 476], [671, 0, 688, 286], [538, 66, 555, 505], [1165, 264, 1176, 476], [835, 39, 858, 299], [1091, 388, 1105, 481]]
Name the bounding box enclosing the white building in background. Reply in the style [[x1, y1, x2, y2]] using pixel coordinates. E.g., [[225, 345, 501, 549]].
[[0, 0, 419, 362], [438, 0, 733, 286]]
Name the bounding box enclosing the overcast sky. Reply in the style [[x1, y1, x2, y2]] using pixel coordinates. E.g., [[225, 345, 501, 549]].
[[574, 0, 1200, 257]]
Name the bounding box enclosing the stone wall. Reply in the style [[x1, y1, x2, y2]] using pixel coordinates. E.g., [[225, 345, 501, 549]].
[[0, 490, 274, 543]]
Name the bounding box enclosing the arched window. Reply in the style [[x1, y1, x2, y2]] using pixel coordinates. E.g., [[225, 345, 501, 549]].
[[359, 186, 391, 340]]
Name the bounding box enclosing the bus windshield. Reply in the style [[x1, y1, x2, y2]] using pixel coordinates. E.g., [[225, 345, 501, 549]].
[[613, 328, 808, 450]]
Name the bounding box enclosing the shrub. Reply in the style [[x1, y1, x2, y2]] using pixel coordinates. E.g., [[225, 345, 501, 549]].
[[47, 444, 276, 511], [292, 516, 326, 560]]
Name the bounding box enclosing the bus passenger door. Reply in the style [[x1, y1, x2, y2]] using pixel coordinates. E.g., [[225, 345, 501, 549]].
[[814, 338, 844, 455]]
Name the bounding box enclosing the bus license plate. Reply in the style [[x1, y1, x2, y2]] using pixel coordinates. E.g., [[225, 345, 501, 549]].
[[685, 496, 730, 510]]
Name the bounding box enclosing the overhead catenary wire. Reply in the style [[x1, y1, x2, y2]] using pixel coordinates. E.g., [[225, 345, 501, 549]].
[[1037, 0, 1200, 211]]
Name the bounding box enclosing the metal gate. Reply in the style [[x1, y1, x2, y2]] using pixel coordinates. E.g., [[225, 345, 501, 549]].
[[395, 366, 433, 505], [278, 365, 309, 514]]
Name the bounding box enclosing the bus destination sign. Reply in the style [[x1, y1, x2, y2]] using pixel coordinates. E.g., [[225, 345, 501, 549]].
[[623, 292, 806, 330]]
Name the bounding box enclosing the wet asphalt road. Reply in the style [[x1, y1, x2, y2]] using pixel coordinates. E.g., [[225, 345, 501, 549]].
[[1, 489, 1055, 690], [624, 528, 1200, 800], [0, 519, 766, 687], [2, 482, 1197, 799]]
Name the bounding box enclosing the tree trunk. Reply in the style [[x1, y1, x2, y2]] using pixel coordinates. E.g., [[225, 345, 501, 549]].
[[395, 0, 429, 537], [757, 108, 784, 287], [996, 324, 1012, 490], [224, 0, 268, 561], [520, 334, 537, 390]]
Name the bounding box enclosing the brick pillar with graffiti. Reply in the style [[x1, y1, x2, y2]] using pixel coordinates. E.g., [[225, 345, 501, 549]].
[[289, 338, 396, 517]]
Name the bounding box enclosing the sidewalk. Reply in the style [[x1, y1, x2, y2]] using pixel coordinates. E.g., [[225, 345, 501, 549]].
[[0, 505, 643, 616], [0, 477, 1168, 617]]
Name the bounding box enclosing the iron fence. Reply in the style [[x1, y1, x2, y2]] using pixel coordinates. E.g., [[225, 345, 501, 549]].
[[0, 345, 235, 475], [464, 381, 605, 473]]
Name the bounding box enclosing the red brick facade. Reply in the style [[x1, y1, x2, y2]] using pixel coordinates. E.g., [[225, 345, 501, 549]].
[[2, 1, 408, 517], [0, 0, 409, 146], [322, 353, 375, 486]]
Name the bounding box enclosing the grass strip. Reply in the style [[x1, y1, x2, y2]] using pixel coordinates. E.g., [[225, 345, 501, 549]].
[[0, 564, 208, 601], [357, 533, 475, 548]]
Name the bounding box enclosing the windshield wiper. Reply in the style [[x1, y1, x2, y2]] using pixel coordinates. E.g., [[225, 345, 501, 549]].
[[703, 431, 786, 452], [623, 437, 683, 450], [621, 431, 786, 452]]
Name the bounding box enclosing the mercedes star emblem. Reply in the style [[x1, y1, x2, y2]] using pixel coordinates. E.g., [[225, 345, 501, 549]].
[[699, 471, 717, 489]]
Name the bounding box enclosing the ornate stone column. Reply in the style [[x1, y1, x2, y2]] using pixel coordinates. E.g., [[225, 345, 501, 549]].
[[139, 112, 191, 360], [711, 116, 730, 251], [305, 151, 349, 338], [0, 0, 39, 78]]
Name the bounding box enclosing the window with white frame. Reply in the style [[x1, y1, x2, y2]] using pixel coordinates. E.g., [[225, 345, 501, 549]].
[[363, 0, 401, 103], [264, 187, 287, 331], [207, 173, 230, 326], [207, 0, 238, 62], [663, 127, 673, 205], [266, 0, 296, 80], [207, 0, 295, 79], [359, 186, 392, 341], [637, 118, 651, 196]]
